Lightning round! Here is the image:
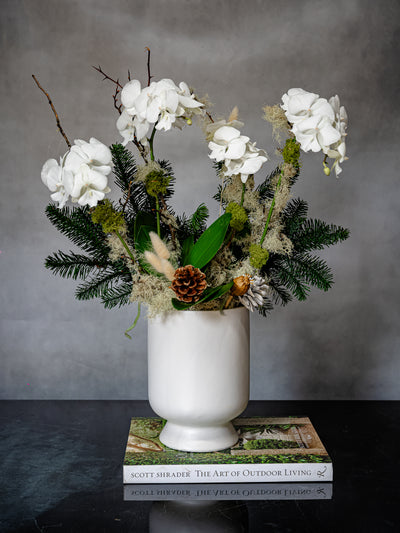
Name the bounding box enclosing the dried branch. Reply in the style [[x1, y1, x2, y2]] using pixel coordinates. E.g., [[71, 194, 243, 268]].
[[92, 65, 123, 88], [32, 74, 71, 148], [113, 84, 122, 115], [145, 47, 153, 86], [206, 111, 214, 123], [128, 69, 131, 82]]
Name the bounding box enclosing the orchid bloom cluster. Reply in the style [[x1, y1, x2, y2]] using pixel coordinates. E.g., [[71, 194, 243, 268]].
[[41, 138, 112, 208], [281, 88, 348, 176], [207, 122, 268, 184], [117, 78, 204, 146]]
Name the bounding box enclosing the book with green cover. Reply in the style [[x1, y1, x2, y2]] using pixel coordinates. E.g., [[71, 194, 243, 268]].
[[123, 416, 332, 484]]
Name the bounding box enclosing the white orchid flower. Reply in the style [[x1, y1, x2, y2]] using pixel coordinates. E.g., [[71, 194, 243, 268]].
[[120, 79, 142, 116], [325, 95, 349, 176], [281, 88, 349, 176], [68, 164, 110, 207], [293, 114, 341, 153], [208, 125, 268, 183], [64, 138, 112, 207], [224, 142, 268, 183], [208, 126, 249, 161], [41, 157, 74, 208], [117, 109, 150, 145]]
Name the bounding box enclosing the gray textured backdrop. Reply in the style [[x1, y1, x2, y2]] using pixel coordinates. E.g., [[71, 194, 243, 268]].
[[1, 0, 399, 399]]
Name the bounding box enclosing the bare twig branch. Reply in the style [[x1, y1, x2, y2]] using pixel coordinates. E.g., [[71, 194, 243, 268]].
[[113, 84, 122, 115], [206, 111, 214, 123], [92, 65, 123, 88], [32, 74, 71, 148], [128, 69, 131, 81], [145, 47, 153, 86]]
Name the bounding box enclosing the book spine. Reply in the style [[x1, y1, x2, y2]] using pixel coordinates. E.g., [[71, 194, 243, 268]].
[[123, 462, 333, 484], [123, 482, 333, 500]]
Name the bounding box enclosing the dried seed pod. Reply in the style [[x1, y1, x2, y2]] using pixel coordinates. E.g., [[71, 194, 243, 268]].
[[231, 275, 251, 296]]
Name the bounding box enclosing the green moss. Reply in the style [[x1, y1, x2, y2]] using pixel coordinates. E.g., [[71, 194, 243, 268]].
[[249, 243, 269, 269], [91, 200, 125, 233], [282, 138, 301, 167], [244, 439, 300, 450], [226, 202, 248, 231], [145, 170, 171, 197]]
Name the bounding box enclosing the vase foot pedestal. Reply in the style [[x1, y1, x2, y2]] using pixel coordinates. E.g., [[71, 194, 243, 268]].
[[159, 421, 239, 452]]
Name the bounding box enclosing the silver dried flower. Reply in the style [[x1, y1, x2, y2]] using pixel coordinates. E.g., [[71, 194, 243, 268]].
[[239, 276, 269, 312]]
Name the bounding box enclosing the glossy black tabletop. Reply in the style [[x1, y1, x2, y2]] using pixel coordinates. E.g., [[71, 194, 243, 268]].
[[0, 401, 398, 532]]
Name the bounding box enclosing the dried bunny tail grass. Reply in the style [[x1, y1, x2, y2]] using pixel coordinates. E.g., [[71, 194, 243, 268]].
[[149, 231, 170, 260], [136, 161, 163, 183], [160, 258, 176, 281], [144, 251, 164, 273], [228, 106, 239, 122], [262, 104, 290, 142]]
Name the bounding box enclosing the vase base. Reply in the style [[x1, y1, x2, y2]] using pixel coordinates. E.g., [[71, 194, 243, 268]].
[[159, 421, 239, 452]]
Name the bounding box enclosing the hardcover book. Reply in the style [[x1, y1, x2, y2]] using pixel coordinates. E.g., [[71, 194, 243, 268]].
[[123, 417, 332, 484], [124, 482, 333, 500]]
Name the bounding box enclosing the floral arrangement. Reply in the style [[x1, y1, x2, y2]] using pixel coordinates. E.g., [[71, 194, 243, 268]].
[[36, 52, 349, 335]]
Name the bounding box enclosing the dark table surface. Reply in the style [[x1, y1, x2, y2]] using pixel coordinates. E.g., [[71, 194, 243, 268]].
[[0, 401, 398, 532]]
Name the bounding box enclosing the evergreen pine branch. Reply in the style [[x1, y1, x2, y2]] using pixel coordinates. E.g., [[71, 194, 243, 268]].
[[267, 274, 293, 306], [75, 269, 122, 301], [45, 204, 110, 259], [287, 252, 334, 292], [256, 166, 281, 202], [271, 259, 311, 301], [45, 251, 108, 280], [158, 159, 175, 201], [213, 183, 224, 205], [291, 219, 350, 252], [101, 282, 133, 309], [189, 203, 209, 235], [111, 144, 152, 214], [281, 198, 309, 236]]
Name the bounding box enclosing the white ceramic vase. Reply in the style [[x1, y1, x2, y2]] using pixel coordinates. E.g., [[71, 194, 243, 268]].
[[148, 307, 250, 452]]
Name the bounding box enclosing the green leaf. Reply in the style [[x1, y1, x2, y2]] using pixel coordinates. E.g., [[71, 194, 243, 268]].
[[185, 213, 231, 269], [134, 211, 156, 243], [171, 281, 233, 310], [181, 235, 194, 266]]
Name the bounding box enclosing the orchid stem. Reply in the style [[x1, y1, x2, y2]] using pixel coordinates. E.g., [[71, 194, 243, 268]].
[[125, 302, 141, 339], [115, 230, 135, 262], [149, 124, 157, 161], [155, 196, 161, 237], [240, 182, 246, 206], [260, 172, 282, 246]]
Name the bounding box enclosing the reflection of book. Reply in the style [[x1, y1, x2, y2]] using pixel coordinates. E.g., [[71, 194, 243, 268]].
[[124, 482, 333, 500], [123, 417, 332, 484]]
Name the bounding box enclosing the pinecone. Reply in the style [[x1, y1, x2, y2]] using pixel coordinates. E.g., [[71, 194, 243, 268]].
[[239, 276, 269, 312], [171, 265, 207, 303]]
